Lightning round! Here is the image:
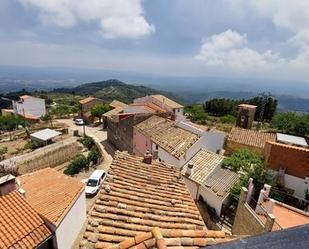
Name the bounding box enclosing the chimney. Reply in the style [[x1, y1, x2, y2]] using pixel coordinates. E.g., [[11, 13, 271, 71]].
[[185, 163, 194, 176], [18, 188, 26, 198], [143, 150, 152, 164]]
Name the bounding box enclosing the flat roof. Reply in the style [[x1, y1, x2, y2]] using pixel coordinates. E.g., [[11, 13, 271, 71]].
[[30, 128, 61, 142], [277, 133, 308, 147]]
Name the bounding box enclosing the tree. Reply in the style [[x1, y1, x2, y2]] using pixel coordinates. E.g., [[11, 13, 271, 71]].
[[87, 147, 101, 165], [223, 149, 275, 203], [0, 115, 24, 132], [64, 154, 88, 175], [91, 104, 110, 123], [271, 112, 309, 136]]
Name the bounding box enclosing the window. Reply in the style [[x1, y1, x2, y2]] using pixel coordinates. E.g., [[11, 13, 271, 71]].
[[155, 144, 159, 150]]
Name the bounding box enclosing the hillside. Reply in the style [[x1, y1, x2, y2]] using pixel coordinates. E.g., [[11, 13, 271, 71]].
[[53, 79, 183, 104]]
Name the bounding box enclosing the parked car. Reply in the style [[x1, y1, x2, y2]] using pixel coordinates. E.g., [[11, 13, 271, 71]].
[[85, 170, 106, 197], [75, 118, 84, 125]]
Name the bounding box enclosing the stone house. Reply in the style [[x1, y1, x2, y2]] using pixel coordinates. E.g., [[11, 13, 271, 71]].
[[78, 96, 103, 123]]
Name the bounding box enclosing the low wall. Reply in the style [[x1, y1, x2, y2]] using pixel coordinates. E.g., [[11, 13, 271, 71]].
[[1, 137, 83, 174], [232, 187, 275, 235], [225, 140, 264, 155]]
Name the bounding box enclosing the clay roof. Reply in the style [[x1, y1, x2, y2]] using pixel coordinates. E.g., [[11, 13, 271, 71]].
[[81, 151, 231, 248], [20, 95, 32, 99], [228, 127, 276, 149], [0, 191, 52, 249], [181, 150, 224, 185], [110, 100, 127, 109], [101, 227, 233, 249], [204, 169, 239, 200], [238, 104, 257, 109], [136, 116, 200, 159], [79, 96, 97, 105], [151, 95, 183, 109], [19, 168, 84, 226], [103, 107, 124, 118], [129, 103, 167, 113]]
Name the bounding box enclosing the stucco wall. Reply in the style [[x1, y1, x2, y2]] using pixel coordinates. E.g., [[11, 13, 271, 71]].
[[133, 128, 152, 156], [55, 190, 86, 249], [183, 178, 198, 200], [283, 173, 308, 198], [13, 97, 46, 117], [198, 186, 224, 216]]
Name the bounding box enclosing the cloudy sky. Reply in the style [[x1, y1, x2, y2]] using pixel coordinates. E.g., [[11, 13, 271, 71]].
[[1, 0, 309, 82]]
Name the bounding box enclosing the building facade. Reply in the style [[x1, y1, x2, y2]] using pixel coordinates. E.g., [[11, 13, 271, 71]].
[[12, 95, 46, 120]]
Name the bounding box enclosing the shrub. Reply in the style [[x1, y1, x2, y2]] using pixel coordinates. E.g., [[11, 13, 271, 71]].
[[79, 136, 95, 150], [220, 115, 236, 124], [87, 147, 101, 165], [0, 147, 8, 155], [64, 154, 88, 176], [24, 141, 41, 151]]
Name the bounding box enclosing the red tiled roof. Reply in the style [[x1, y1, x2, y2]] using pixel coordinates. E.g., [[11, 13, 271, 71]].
[[80, 151, 231, 249], [228, 127, 276, 149], [19, 168, 85, 226], [129, 103, 167, 113], [0, 191, 52, 249], [79, 96, 97, 105], [110, 100, 127, 109]]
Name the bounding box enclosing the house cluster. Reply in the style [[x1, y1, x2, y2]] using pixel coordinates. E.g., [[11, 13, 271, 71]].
[[1, 93, 308, 249], [2, 95, 46, 122], [0, 168, 86, 248]]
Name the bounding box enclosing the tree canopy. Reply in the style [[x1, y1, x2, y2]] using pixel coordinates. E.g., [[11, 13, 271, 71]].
[[204, 96, 278, 122], [91, 104, 110, 123], [223, 149, 275, 203], [271, 112, 309, 136]]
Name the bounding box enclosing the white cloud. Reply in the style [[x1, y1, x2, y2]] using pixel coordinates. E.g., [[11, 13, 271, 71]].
[[19, 0, 155, 39], [196, 30, 284, 71]]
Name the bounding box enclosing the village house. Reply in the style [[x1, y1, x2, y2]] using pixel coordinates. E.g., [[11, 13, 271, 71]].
[[11, 95, 46, 121], [233, 182, 309, 236], [79, 96, 103, 123], [236, 104, 257, 129], [133, 94, 185, 121], [80, 151, 234, 249], [0, 190, 53, 248], [226, 127, 276, 155], [264, 133, 309, 199], [133, 115, 225, 169], [181, 149, 239, 216], [109, 100, 127, 109], [19, 168, 86, 249]]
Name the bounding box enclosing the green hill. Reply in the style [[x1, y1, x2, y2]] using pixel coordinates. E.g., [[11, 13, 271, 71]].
[[53, 79, 184, 104]]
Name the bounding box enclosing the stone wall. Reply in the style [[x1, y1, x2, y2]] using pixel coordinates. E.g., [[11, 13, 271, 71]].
[[225, 140, 264, 156], [1, 138, 83, 174], [265, 141, 309, 178], [232, 187, 275, 236]]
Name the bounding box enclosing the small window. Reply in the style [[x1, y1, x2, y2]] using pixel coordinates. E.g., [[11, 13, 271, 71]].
[[155, 144, 159, 150]]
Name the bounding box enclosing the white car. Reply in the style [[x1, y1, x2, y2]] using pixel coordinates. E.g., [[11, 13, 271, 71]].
[[85, 170, 106, 197], [75, 118, 84, 125]]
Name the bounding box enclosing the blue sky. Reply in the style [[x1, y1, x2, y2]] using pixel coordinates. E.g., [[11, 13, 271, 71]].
[[0, 0, 309, 82]]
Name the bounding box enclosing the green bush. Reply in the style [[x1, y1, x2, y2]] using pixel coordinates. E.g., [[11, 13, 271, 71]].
[[79, 136, 95, 150], [64, 154, 88, 176], [87, 147, 101, 165], [220, 115, 236, 124], [0, 147, 8, 155], [24, 141, 41, 151]]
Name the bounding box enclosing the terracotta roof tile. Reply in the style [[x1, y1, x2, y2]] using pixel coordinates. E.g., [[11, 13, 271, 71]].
[[19, 168, 84, 226], [110, 100, 127, 109], [135, 116, 200, 159], [181, 150, 224, 185], [80, 152, 233, 248], [79, 96, 97, 105], [0, 191, 52, 249], [151, 95, 183, 109], [228, 127, 276, 149]]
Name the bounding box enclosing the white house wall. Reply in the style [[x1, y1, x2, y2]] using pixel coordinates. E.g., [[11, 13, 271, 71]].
[[198, 186, 223, 216], [13, 97, 46, 117], [183, 178, 198, 200], [284, 173, 308, 199], [55, 190, 86, 249], [152, 143, 182, 168]]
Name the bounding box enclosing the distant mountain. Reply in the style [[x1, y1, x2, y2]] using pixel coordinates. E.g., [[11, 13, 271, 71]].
[[54, 79, 184, 104]]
